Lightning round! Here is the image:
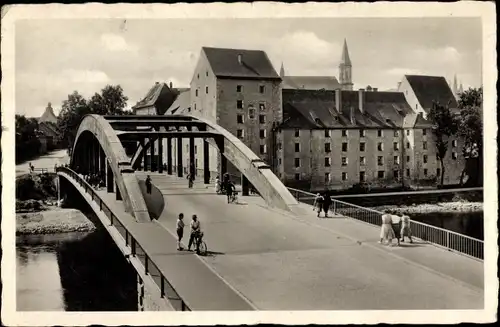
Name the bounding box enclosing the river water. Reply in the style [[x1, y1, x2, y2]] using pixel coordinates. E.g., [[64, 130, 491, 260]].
[[16, 228, 137, 311]]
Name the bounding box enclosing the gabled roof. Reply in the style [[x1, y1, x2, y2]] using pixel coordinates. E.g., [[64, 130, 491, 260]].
[[405, 75, 459, 111], [281, 89, 422, 129], [282, 76, 341, 91], [39, 104, 58, 124], [202, 47, 281, 80], [165, 89, 191, 115], [133, 82, 181, 115]]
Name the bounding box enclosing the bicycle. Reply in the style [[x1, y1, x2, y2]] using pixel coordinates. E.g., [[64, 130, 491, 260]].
[[194, 231, 207, 256]]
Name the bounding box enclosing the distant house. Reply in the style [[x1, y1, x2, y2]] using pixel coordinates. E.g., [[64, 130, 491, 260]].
[[35, 103, 60, 152], [132, 82, 184, 115]]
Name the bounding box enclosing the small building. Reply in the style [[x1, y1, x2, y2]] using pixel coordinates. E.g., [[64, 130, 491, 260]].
[[132, 82, 182, 115]]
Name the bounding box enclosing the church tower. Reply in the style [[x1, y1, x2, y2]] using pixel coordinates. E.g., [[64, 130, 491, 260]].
[[39, 102, 57, 124], [339, 39, 353, 90], [279, 62, 285, 78]]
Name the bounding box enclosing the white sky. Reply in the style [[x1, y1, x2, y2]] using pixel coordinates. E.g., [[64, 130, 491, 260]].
[[15, 17, 482, 117]]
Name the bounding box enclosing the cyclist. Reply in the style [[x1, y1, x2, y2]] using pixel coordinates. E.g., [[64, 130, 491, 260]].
[[188, 214, 202, 253]]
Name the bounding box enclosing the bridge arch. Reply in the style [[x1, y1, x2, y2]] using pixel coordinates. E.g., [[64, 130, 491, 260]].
[[71, 115, 150, 222]]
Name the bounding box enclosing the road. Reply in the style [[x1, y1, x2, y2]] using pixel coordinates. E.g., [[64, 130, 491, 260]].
[[140, 173, 484, 310], [16, 149, 69, 176]]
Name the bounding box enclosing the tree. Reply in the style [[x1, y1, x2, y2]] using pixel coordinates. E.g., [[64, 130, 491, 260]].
[[457, 87, 483, 186], [88, 85, 128, 115], [15, 114, 42, 162], [427, 102, 458, 186], [56, 91, 90, 152]]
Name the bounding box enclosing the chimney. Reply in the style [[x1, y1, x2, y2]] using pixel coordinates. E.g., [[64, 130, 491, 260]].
[[349, 106, 355, 124], [335, 89, 342, 114], [397, 82, 402, 90], [238, 54, 243, 65], [169, 81, 173, 88], [358, 88, 365, 114]]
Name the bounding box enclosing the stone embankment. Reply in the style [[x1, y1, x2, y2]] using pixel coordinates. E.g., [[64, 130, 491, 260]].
[[16, 207, 96, 235], [373, 201, 483, 215]]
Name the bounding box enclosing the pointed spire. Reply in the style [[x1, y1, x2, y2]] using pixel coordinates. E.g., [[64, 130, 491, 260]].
[[453, 74, 458, 95], [458, 81, 464, 93], [279, 62, 285, 77], [340, 38, 351, 66]]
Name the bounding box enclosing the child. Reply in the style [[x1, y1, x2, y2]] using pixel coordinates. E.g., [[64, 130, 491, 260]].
[[176, 213, 185, 250]]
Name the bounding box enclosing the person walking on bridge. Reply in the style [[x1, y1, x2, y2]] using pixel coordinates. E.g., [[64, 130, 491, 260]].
[[313, 193, 324, 217], [379, 212, 396, 245], [391, 214, 402, 246], [176, 213, 185, 251], [321, 192, 332, 218], [400, 215, 413, 243], [145, 175, 152, 194]]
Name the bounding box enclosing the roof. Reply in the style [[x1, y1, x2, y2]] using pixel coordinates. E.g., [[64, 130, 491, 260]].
[[405, 75, 459, 112], [282, 76, 341, 91], [202, 47, 281, 80], [281, 89, 423, 129], [165, 89, 191, 115], [39, 104, 58, 124], [133, 83, 181, 115]]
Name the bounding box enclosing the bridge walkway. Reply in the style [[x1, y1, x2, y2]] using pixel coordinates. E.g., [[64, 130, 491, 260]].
[[133, 173, 483, 310]]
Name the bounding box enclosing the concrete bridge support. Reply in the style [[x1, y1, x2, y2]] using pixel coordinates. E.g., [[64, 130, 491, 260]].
[[150, 137, 156, 172], [203, 139, 210, 184], [158, 137, 163, 173], [177, 137, 183, 178], [167, 138, 172, 175], [107, 160, 114, 193]]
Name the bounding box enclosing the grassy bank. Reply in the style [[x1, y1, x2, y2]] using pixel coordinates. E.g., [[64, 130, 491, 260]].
[[16, 207, 96, 235]]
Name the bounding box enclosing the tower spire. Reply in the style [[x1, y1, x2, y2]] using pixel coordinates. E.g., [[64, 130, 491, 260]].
[[453, 74, 458, 95], [340, 38, 352, 66], [279, 62, 285, 78], [339, 38, 353, 90]]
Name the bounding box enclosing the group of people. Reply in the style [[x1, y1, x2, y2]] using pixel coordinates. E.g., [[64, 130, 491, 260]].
[[215, 173, 237, 203], [84, 172, 105, 188], [176, 213, 204, 254], [380, 213, 413, 246], [313, 192, 333, 218]]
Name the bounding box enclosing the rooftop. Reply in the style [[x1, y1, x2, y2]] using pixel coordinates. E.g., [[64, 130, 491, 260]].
[[405, 75, 459, 112], [133, 82, 181, 115]]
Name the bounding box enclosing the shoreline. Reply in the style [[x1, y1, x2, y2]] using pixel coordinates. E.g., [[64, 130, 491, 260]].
[[372, 201, 483, 215], [16, 207, 96, 235]]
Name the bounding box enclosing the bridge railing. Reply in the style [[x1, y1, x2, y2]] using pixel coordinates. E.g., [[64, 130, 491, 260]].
[[56, 166, 191, 311], [286, 187, 484, 260]]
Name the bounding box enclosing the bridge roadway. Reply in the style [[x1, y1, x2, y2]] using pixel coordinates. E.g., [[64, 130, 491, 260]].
[[94, 173, 483, 310]]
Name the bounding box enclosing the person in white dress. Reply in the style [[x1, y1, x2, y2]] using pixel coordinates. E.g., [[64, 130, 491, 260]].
[[379, 213, 396, 245], [401, 215, 413, 243]]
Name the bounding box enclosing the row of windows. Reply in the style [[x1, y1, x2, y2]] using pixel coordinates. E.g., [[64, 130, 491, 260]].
[[237, 100, 266, 111], [236, 84, 266, 94], [297, 128, 429, 138], [236, 129, 268, 139], [294, 167, 441, 182], [292, 141, 430, 153], [237, 114, 267, 124]]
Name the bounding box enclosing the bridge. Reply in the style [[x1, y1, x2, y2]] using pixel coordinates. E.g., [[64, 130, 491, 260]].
[[56, 114, 484, 311]]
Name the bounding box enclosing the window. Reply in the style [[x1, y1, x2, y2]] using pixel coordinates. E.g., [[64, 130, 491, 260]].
[[259, 85, 265, 93], [341, 157, 348, 166], [237, 85, 242, 92], [295, 129, 300, 137], [259, 115, 266, 124], [342, 130, 348, 137], [437, 168, 441, 176], [197, 74, 200, 79], [393, 142, 399, 151], [237, 100, 243, 109], [406, 129, 410, 136], [393, 170, 399, 179], [278, 158, 282, 165], [452, 140, 458, 147], [237, 115, 244, 124], [394, 130, 399, 137], [295, 143, 300, 152], [377, 142, 384, 151], [205, 86, 208, 94], [360, 156, 366, 166], [452, 152, 458, 160], [325, 129, 331, 137], [394, 156, 400, 165], [278, 143, 282, 150], [237, 129, 244, 139], [342, 142, 348, 152], [423, 168, 428, 176], [359, 171, 365, 182], [324, 173, 330, 183], [422, 129, 427, 136], [195, 89, 198, 97], [360, 142, 366, 152], [406, 155, 410, 162], [342, 172, 348, 181], [406, 142, 410, 149], [206, 71, 208, 77], [295, 173, 300, 181], [377, 130, 383, 137], [249, 107, 255, 119], [260, 144, 267, 154], [324, 157, 331, 167], [378, 156, 384, 166], [423, 141, 428, 150], [194, 104, 196, 110], [325, 143, 331, 153], [378, 170, 385, 178], [259, 102, 266, 111], [406, 169, 410, 177], [423, 155, 428, 163], [294, 158, 300, 167], [359, 129, 365, 137], [259, 129, 267, 139]]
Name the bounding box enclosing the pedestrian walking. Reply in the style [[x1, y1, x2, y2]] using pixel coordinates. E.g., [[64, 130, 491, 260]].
[[379, 213, 396, 245], [401, 215, 413, 243], [215, 175, 220, 193], [145, 175, 152, 194], [176, 213, 185, 250], [313, 193, 324, 217], [322, 192, 332, 218], [391, 214, 402, 246]]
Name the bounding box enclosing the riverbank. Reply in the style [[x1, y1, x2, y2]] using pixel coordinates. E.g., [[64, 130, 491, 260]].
[[373, 201, 483, 215], [16, 207, 96, 235]]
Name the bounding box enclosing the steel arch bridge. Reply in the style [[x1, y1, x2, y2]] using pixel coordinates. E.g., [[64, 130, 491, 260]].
[[66, 114, 300, 222]]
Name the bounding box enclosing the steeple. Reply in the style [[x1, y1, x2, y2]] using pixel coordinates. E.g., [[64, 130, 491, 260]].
[[453, 74, 458, 95], [39, 102, 57, 124], [279, 62, 285, 78], [339, 38, 353, 90], [458, 81, 464, 94]]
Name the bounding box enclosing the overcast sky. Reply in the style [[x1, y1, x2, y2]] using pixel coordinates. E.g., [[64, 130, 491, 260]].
[[15, 17, 482, 117]]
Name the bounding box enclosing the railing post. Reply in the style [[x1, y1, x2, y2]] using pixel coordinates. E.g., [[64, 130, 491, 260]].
[[447, 232, 450, 249], [161, 277, 165, 298], [99, 199, 102, 211], [132, 239, 136, 255], [145, 255, 149, 274], [125, 230, 129, 246]]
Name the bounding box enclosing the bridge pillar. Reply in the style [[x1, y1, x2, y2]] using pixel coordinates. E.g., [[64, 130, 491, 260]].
[[99, 147, 106, 177], [167, 138, 172, 175], [158, 137, 163, 173], [149, 138, 155, 172], [203, 139, 210, 184], [177, 137, 183, 178], [139, 138, 145, 171], [107, 160, 114, 193], [93, 139, 100, 175], [116, 182, 122, 201], [189, 136, 195, 179], [241, 175, 250, 196]]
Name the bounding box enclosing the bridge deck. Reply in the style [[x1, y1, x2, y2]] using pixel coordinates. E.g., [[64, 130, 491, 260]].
[[132, 173, 483, 310]]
